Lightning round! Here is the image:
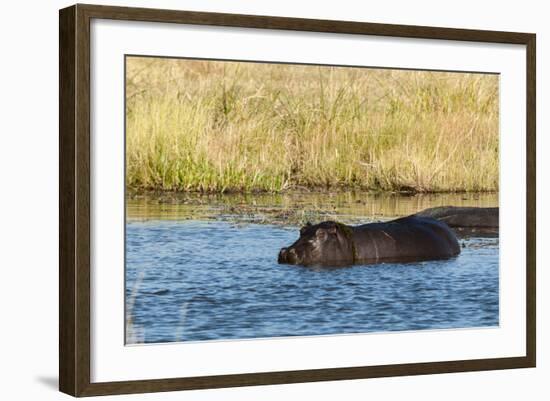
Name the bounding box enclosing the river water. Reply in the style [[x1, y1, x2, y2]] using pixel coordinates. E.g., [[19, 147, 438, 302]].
[[125, 192, 499, 344]]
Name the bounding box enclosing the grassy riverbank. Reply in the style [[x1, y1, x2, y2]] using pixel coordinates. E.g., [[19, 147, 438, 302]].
[[126, 57, 499, 193]]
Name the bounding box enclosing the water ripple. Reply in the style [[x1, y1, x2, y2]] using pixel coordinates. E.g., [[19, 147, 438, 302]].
[[126, 221, 499, 343]]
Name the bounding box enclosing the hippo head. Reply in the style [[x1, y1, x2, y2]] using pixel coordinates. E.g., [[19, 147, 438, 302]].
[[278, 221, 354, 266]]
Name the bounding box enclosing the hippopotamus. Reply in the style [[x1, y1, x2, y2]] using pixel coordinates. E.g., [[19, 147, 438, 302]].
[[414, 206, 498, 237], [278, 216, 460, 267]]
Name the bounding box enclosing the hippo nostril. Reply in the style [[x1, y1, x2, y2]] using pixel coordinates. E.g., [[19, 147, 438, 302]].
[[278, 248, 288, 263], [278, 247, 300, 264], [287, 248, 300, 264]]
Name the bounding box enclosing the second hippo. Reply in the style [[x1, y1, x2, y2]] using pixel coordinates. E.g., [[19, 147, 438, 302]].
[[415, 206, 498, 237]]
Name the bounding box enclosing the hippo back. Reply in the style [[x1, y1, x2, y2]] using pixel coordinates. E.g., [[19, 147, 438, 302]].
[[352, 216, 460, 264]]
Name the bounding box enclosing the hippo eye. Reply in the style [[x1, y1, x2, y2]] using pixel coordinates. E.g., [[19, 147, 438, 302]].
[[315, 228, 328, 239]]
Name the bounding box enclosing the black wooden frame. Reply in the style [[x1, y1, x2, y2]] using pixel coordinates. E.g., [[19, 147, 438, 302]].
[[59, 3, 536, 396]]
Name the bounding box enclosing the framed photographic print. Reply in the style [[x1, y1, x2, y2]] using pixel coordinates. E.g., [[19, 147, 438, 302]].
[[59, 4, 536, 397]]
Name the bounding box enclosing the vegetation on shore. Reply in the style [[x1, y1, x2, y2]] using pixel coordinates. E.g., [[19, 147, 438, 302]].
[[126, 57, 499, 193]]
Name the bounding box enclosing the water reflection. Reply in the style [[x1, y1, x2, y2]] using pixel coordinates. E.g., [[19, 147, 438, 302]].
[[127, 191, 498, 226]]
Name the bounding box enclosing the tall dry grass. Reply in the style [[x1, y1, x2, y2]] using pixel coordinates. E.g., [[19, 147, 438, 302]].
[[126, 57, 499, 193]]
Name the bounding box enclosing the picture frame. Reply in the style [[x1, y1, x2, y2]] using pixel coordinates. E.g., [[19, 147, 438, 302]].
[[59, 3, 536, 397]]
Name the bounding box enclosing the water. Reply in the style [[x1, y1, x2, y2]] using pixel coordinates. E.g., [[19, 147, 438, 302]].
[[126, 192, 499, 344]]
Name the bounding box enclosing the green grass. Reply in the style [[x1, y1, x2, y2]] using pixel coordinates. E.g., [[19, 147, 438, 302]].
[[126, 57, 499, 193]]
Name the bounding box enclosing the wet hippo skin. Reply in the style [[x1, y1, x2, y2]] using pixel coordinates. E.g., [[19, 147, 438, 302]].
[[278, 216, 460, 267]]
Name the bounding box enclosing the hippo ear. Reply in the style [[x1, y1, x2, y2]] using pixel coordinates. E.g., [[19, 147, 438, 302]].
[[327, 225, 337, 235], [300, 222, 313, 235]]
